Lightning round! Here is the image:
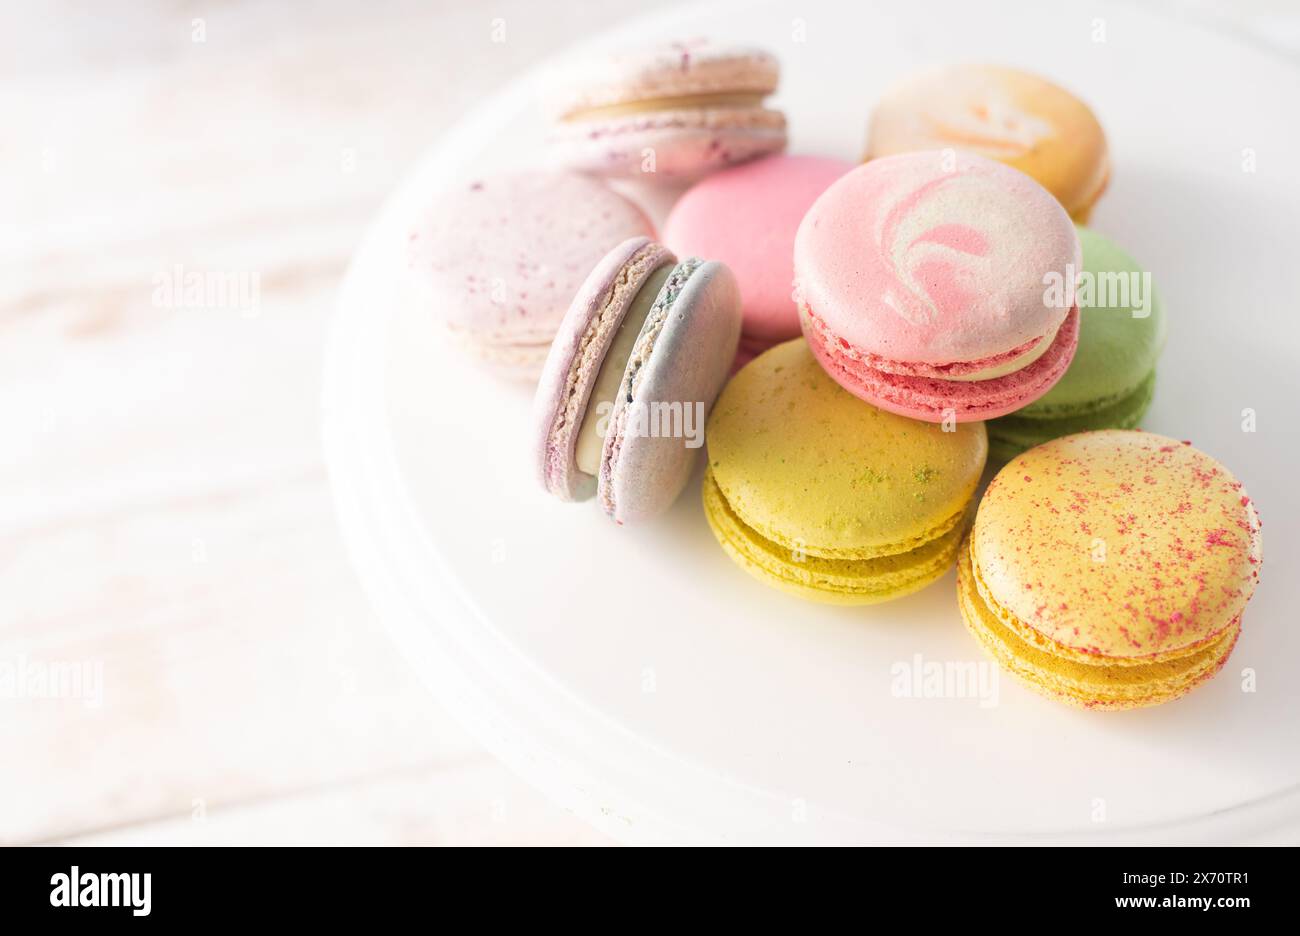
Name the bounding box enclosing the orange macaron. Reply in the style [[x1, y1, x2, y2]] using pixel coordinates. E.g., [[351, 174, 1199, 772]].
[[866, 64, 1110, 222]]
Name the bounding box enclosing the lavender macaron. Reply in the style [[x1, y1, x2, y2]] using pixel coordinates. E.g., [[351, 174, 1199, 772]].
[[533, 237, 741, 524]]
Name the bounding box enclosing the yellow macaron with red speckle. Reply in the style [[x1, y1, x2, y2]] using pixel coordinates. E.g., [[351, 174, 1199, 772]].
[[958, 430, 1262, 710]]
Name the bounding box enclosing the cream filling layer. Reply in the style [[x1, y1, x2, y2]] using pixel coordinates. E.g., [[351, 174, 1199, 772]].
[[574, 264, 673, 475], [940, 324, 1059, 382], [563, 92, 767, 122]]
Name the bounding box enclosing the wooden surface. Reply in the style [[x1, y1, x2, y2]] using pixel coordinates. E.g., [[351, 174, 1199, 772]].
[[1, 0, 661, 846], [5, 0, 1292, 846]]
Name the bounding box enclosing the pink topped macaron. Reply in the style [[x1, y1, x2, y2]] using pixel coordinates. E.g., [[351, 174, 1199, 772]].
[[546, 40, 787, 183], [533, 237, 741, 524], [663, 155, 854, 365], [407, 171, 654, 381], [793, 151, 1081, 422]]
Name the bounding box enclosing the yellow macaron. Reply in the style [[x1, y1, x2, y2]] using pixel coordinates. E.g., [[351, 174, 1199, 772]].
[[703, 339, 988, 604], [866, 64, 1110, 222], [959, 430, 1262, 709]]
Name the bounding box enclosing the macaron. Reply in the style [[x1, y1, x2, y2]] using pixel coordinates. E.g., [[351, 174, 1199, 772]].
[[794, 151, 1081, 423], [663, 154, 855, 365], [703, 339, 988, 604], [988, 227, 1166, 461], [408, 171, 653, 381], [866, 64, 1110, 222], [959, 431, 1262, 710], [546, 40, 787, 183], [534, 236, 741, 524]]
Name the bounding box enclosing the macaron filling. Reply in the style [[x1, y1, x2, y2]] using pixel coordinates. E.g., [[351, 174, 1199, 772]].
[[573, 264, 672, 474], [538, 239, 674, 500], [801, 304, 1080, 420], [562, 92, 770, 121], [598, 258, 703, 516], [939, 326, 1060, 381], [799, 304, 1064, 381]]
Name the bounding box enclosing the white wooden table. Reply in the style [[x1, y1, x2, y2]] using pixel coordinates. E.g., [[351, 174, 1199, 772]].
[[5, 0, 1293, 845], [0, 0, 663, 845]]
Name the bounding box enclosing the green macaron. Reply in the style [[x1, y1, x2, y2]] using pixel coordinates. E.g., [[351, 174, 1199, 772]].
[[987, 227, 1166, 462]]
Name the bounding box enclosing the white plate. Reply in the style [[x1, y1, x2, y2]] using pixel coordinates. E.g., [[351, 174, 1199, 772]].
[[324, 0, 1300, 843]]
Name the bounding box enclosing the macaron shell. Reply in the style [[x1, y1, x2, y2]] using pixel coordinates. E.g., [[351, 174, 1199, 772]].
[[704, 469, 967, 604], [548, 41, 780, 116], [408, 171, 653, 379], [793, 152, 1080, 366], [706, 339, 988, 557], [599, 259, 742, 523], [548, 109, 787, 181], [532, 237, 674, 501], [866, 65, 1109, 221], [803, 303, 1080, 422], [972, 431, 1262, 662], [957, 539, 1240, 709], [663, 155, 855, 344]]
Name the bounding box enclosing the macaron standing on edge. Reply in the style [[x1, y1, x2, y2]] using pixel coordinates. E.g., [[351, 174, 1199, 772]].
[[866, 64, 1110, 222], [534, 237, 741, 524], [987, 227, 1166, 462], [546, 40, 788, 183], [663, 154, 855, 369], [794, 151, 1081, 423], [407, 171, 654, 382], [959, 431, 1262, 710], [704, 339, 988, 604]]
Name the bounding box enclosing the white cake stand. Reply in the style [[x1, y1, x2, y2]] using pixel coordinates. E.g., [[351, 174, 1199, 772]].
[[324, 0, 1300, 843]]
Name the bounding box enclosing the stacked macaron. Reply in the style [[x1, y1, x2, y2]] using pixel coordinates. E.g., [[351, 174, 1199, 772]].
[[959, 432, 1261, 709], [546, 40, 787, 182], [703, 339, 987, 604], [794, 151, 1081, 423], [534, 237, 740, 524]]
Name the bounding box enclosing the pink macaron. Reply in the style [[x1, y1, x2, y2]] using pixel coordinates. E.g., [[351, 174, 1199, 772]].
[[793, 152, 1081, 422], [546, 40, 787, 183], [663, 154, 854, 365], [407, 171, 654, 381], [533, 237, 741, 524]]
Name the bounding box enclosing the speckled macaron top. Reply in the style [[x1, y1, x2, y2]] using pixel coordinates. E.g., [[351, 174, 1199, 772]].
[[972, 431, 1262, 662], [706, 339, 988, 557], [408, 171, 653, 349]]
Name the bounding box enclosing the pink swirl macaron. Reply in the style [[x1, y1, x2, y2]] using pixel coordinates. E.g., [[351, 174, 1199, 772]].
[[793, 151, 1081, 422]]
